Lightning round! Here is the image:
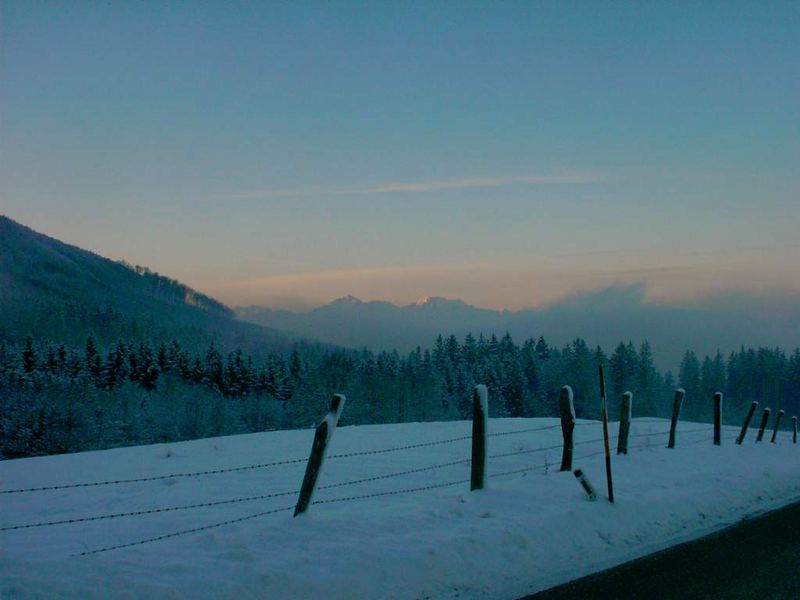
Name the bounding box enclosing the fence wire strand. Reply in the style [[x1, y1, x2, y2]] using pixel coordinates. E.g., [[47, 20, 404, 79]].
[[0, 488, 301, 532], [318, 458, 471, 492], [0, 457, 309, 495], [77, 505, 295, 557], [327, 434, 471, 460], [487, 423, 561, 437], [311, 477, 471, 506]]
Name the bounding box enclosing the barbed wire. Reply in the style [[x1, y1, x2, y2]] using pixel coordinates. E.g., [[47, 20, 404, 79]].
[[0, 421, 640, 495], [46, 422, 765, 557], [0, 434, 473, 495], [0, 456, 309, 495], [487, 423, 561, 437], [626, 426, 711, 441], [488, 429, 717, 479], [311, 477, 471, 506], [2, 459, 473, 533], [327, 434, 471, 460], [77, 504, 295, 557], [77, 477, 474, 558], [489, 442, 566, 460], [0, 488, 300, 532], [489, 464, 541, 478], [1, 431, 674, 532], [318, 458, 471, 492], [487, 427, 717, 477]]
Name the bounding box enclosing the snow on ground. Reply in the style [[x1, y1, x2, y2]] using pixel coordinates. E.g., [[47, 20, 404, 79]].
[[1, 418, 799, 599]]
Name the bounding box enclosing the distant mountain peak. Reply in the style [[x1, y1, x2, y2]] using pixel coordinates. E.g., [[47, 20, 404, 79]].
[[409, 296, 469, 309], [330, 294, 364, 306]]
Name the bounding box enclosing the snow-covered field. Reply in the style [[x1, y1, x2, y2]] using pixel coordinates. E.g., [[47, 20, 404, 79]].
[[1, 417, 798, 599]]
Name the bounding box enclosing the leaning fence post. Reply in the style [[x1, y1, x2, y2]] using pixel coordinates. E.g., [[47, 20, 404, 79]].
[[559, 385, 576, 471], [667, 389, 685, 449], [713, 392, 723, 446], [573, 469, 597, 501], [470, 384, 488, 491], [756, 408, 771, 443], [770, 409, 785, 444], [617, 392, 632, 455], [793, 416, 797, 444], [736, 401, 758, 445], [294, 394, 346, 516]]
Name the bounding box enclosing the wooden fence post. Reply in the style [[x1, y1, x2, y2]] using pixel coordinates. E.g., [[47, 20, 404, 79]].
[[667, 389, 685, 449], [793, 416, 797, 444], [471, 384, 488, 491], [559, 385, 576, 471], [617, 392, 632, 455], [756, 408, 771, 443], [713, 392, 723, 446], [770, 409, 785, 444], [598, 365, 614, 503], [294, 394, 346, 516], [736, 401, 758, 445], [573, 469, 597, 501]]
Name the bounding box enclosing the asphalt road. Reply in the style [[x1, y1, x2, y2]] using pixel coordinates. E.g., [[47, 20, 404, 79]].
[[524, 500, 800, 600]]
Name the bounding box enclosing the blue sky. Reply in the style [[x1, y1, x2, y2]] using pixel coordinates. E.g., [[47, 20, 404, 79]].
[[1, 2, 798, 310]]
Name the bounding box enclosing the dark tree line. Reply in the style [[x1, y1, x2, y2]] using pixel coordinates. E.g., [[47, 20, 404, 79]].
[[1, 333, 798, 458]]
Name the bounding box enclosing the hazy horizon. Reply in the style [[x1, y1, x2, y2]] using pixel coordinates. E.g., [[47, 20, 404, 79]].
[[2, 3, 799, 313]]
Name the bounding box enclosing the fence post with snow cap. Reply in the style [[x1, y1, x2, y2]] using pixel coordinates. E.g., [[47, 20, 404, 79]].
[[294, 394, 346, 516], [736, 401, 758, 445], [667, 389, 685, 449], [770, 410, 784, 444], [470, 384, 488, 491], [756, 408, 771, 443], [793, 416, 797, 444], [617, 392, 632, 455], [714, 392, 723, 446], [559, 385, 576, 471]]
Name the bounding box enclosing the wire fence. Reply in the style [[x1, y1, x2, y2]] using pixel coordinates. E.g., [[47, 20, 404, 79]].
[[1, 426, 719, 532], [0, 403, 786, 560], [0, 423, 558, 495], [72, 425, 723, 556]]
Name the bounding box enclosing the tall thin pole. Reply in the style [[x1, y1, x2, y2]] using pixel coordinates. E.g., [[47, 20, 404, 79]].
[[470, 385, 488, 491], [598, 364, 614, 503]]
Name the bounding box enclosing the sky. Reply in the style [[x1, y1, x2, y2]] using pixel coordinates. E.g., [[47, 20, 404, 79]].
[[1, 2, 799, 311]]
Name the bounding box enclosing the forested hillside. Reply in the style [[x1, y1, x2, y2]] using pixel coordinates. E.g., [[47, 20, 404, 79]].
[[2, 331, 797, 458], [0, 216, 293, 356]]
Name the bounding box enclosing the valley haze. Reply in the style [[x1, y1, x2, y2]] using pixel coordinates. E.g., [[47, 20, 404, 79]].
[[237, 286, 800, 371]]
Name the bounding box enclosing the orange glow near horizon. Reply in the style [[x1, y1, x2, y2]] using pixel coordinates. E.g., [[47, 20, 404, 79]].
[[197, 255, 800, 313]]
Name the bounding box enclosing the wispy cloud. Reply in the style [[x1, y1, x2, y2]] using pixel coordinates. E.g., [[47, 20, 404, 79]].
[[219, 171, 605, 200]]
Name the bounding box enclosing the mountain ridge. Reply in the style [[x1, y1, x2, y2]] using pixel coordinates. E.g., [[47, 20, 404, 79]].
[[0, 215, 293, 355], [237, 288, 800, 370]]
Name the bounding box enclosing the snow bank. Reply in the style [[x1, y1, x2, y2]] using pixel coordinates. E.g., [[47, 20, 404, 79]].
[[1, 418, 799, 599]]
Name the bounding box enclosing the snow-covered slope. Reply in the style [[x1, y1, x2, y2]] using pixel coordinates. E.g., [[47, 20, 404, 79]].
[[1, 418, 798, 599]]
